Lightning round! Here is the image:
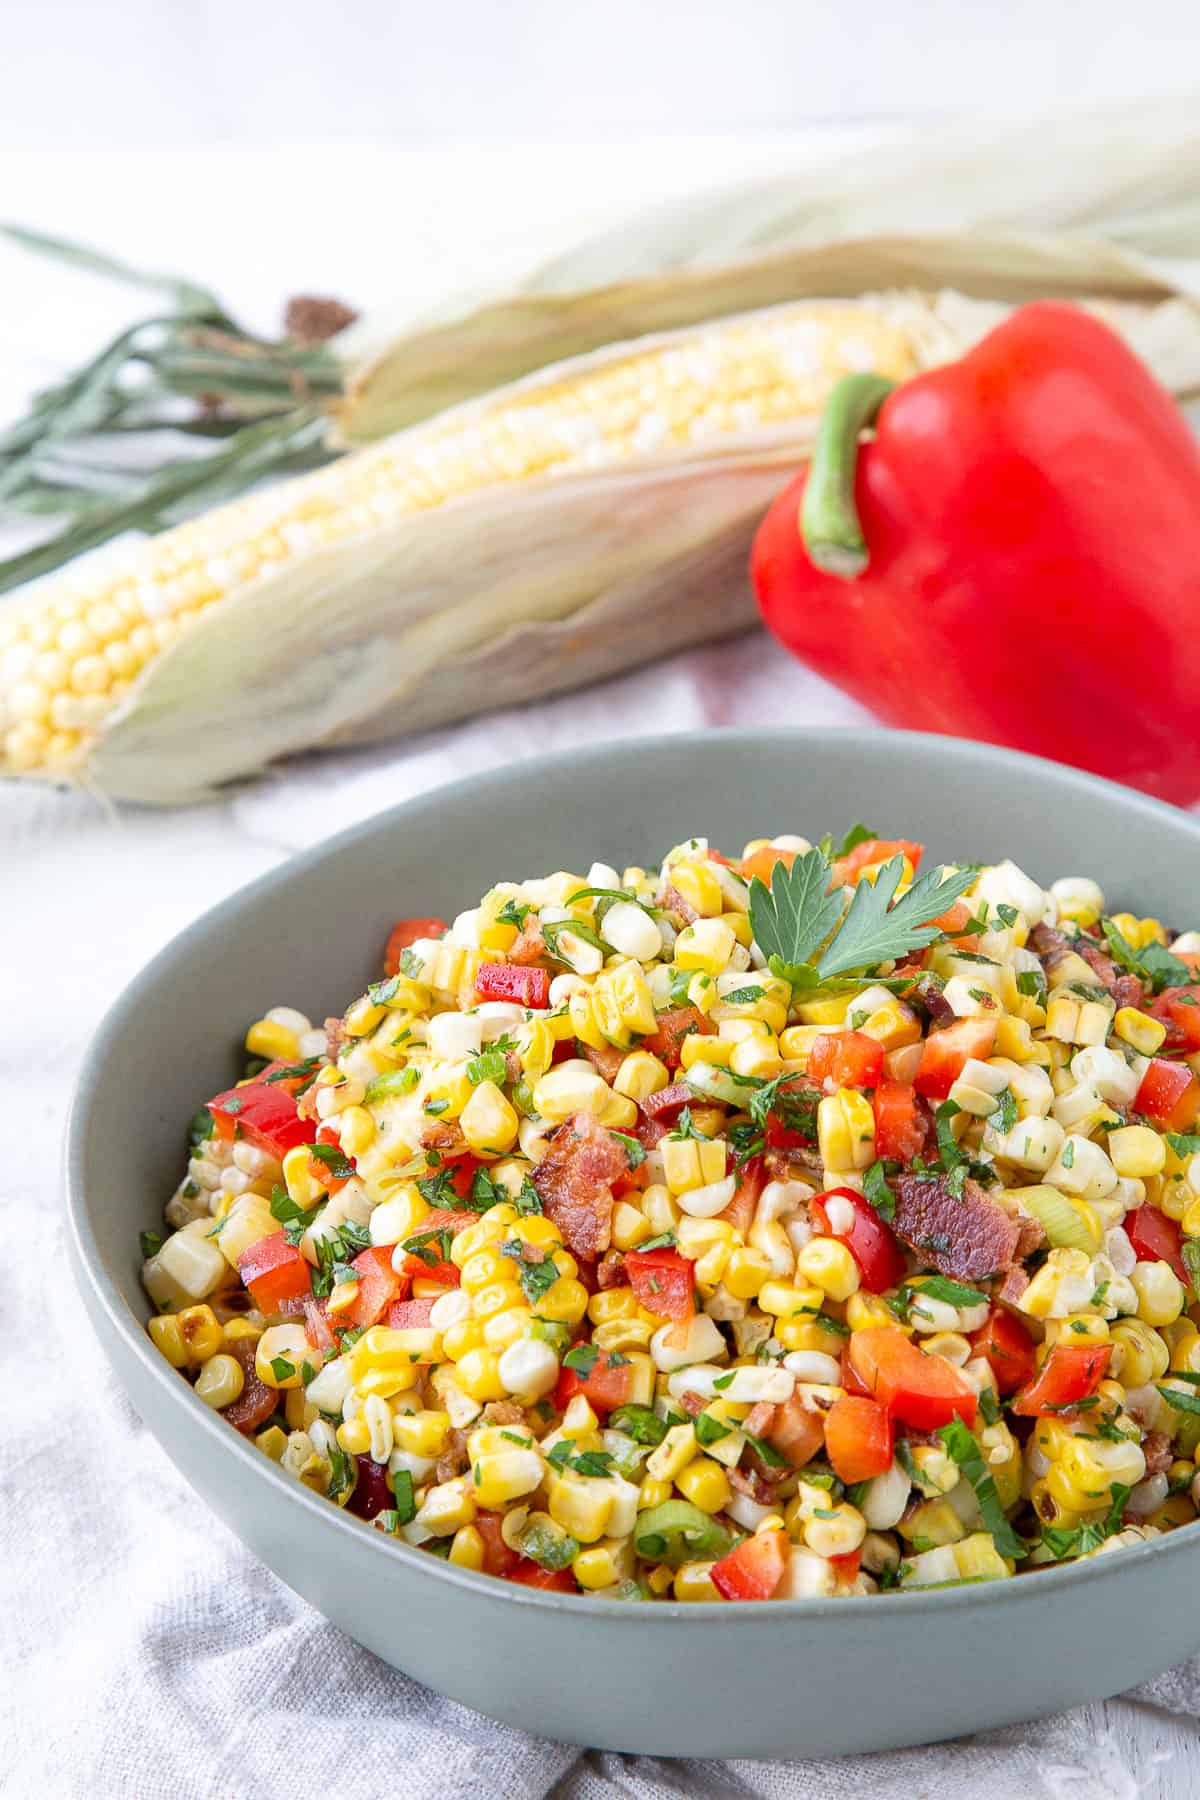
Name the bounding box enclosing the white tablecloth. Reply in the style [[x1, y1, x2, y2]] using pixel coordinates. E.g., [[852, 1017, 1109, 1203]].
[[2, 139, 1199, 1800]]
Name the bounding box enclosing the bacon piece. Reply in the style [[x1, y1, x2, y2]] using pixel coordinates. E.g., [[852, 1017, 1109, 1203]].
[[913, 977, 955, 1028], [221, 1337, 277, 1435], [421, 1119, 465, 1154], [743, 1401, 778, 1439], [892, 1174, 1021, 1281], [507, 921, 548, 965], [729, 1465, 779, 1505], [1013, 1213, 1046, 1260], [1110, 973, 1146, 1011], [640, 1082, 693, 1122], [595, 1253, 628, 1290], [636, 1114, 670, 1151], [1142, 1431, 1174, 1477], [436, 1428, 471, 1483], [765, 1144, 824, 1180], [997, 1266, 1030, 1308], [324, 1015, 349, 1058], [660, 883, 698, 926], [677, 1389, 707, 1417], [531, 1111, 628, 1258], [480, 1400, 526, 1428], [1074, 937, 1118, 987], [1028, 922, 1071, 965], [582, 1042, 626, 1084]]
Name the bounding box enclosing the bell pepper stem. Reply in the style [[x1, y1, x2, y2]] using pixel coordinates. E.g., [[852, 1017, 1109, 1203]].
[[801, 372, 897, 579]]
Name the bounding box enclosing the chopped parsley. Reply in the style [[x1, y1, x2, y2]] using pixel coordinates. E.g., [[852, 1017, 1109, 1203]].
[[515, 1177, 544, 1216], [694, 1412, 733, 1448], [364, 1066, 420, 1104], [609, 1130, 646, 1169], [563, 1343, 628, 1379], [466, 1041, 513, 1087], [937, 1419, 1026, 1558], [139, 1229, 164, 1260], [309, 1143, 355, 1181], [496, 897, 532, 930], [722, 985, 767, 1006], [608, 1405, 668, 1446], [862, 1158, 899, 1222], [269, 1185, 322, 1245], [991, 1087, 1019, 1135], [1038, 1483, 1130, 1561]]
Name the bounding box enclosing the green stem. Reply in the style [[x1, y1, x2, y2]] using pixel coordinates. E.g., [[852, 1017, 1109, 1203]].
[[800, 372, 896, 579]]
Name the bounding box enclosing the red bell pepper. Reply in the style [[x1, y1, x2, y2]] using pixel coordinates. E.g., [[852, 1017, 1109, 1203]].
[[872, 1078, 925, 1163], [823, 1395, 894, 1484], [553, 1345, 634, 1414], [914, 1017, 998, 1101], [207, 1063, 316, 1160], [1155, 987, 1200, 1052], [719, 1154, 766, 1236], [383, 916, 447, 976], [1011, 1342, 1112, 1417], [624, 1247, 695, 1321], [972, 1306, 1037, 1396], [475, 1512, 520, 1577], [763, 1392, 824, 1468], [641, 1005, 714, 1071], [385, 1295, 436, 1330], [1127, 1204, 1188, 1284], [238, 1230, 312, 1312], [810, 1187, 906, 1294], [752, 302, 1200, 806], [334, 1245, 403, 1331], [505, 1560, 577, 1593], [848, 1327, 977, 1430], [711, 1529, 788, 1602], [474, 962, 550, 1009], [395, 1206, 473, 1286], [1135, 1058, 1200, 1133], [830, 837, 923, 887], [807, 1030, 884, 1093]]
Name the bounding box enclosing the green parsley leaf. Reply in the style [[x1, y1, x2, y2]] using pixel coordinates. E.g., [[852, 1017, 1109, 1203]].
[[188, 1107, 216, 1148], [139, 1229, 165, 1260], [401, 1225, 454, 1267], [367, 975, 405, 1006], [466, 1044, 510, 1087], [898, 1275, 990, 1315], [269, 1185, 322, 1244], [500, 1239, 559, 1307], [818, 855, 978, 982], [609, 1129, 646, 1169], [310, 1143, 354, 1181], [747, 847, 844, 988], [722, 984, 767, 1006], [937, 1419, 1026, 1558], [978, 1387, 1002, 1427], [269, 1356, 295, 1383], [837, 823, 877, 857], [540, 917, 605, 960], [608, 1405, 668, 1446], [417, 1165, 466, 1207], [636, 1231, 678, 1251], [862, 1158, 898, 1222], [1101, 918, 1190, 995], [364, 1066, 420, 1104], [741, 1431, 788, 1470], [1061, 1140, 1075, 1169], [694, 1412, 733, 1448], [711, 1371, 735, 1391], [991, 1087, 1019, 1135], [1167, 1133, 1200, 1159], [1157, 1383, 1200, 1416], [1016, 969, 1046, 998], [496, 897, 532, 930], [570, 1450, 616, 1478], [515, 1177, 544, 1216], [1038, 1482, 1130, 1560]]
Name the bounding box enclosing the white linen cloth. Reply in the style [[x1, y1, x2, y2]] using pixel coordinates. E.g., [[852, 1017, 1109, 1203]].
[[2, 637, 1200, 1800]]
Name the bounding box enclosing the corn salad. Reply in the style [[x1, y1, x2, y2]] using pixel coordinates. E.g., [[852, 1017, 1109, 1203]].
[[140, 831, 1200, 1601]]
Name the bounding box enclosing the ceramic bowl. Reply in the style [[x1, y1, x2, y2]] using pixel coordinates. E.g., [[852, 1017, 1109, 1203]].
[[67, 728, 1200, 1756]]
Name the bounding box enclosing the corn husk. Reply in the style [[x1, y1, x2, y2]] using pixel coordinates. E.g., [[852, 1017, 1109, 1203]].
[[10, 286, 1199, 806], [336, 93, 1200, 442]]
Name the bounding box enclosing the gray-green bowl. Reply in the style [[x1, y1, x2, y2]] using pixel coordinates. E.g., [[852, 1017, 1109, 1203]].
[[66, 728, 1200, 1757]]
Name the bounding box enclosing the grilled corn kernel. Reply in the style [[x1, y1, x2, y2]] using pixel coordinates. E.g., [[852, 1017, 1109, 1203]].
[[777, 1317, 847, 1355], [533, 1276, 589, 1325], [471, 1447, 545, 1509], [795, 1236, 860, 1302], [817, 1088, 875, 1173], [674, 918, 736, 976], [441, 1320, 485, 1361], [805, 1503, 867, 1558], [194, 1352, 245, 1409], [675, 1457, 732, 1514], [724, 1246, 773, 1300], [459, 1080, 520, 1154], [639, 1476, 673, 1510], [177, 1303, 223, 1365], [448, 1526, 485, 1571], [148, 1313, 188, 1369], [729, 1033, 783, 1080], [415, 1478, 477, 1535], [547, 1472, 615, 1544], [846, 1291, 902, 1333], [1114, 1008, 1167, 1056], [1110, 1317, 1171, 1386]]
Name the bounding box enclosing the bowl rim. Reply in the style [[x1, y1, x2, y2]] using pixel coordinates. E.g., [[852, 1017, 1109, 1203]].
[[66, 723, 1200, 1622]]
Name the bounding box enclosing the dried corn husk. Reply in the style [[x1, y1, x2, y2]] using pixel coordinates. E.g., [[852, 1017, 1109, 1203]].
[[5, 287, 1200, 806], [335, 94, 1200, 442]]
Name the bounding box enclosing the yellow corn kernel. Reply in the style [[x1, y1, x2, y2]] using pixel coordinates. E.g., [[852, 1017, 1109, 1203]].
[[392, 1409, 451, 1458], [255, 1425, 287, 1462], [991, 1015, 1038, 1062], [245, 1017, 301, 1063], [423, 1061, 474, 1120], [858, 999, 923, 1052], [614, 1050, 670, 1102], [448, 1525, 486, 1571], [795, 991, 854, 1027], [1181, 1196, 1200, 1239], [611, 1200, 654, 1251], [536, 1276, 590, 1325], [148, 1313, 188, 1369], [661, 1134, 727, 1195], [674, 918, 736, 977], [846, 1291, 902, 1333], [795, 1236, 861, 1302], [722, 911, 753, 949], [546, 1473, 614, 1544], [344, 995, 386, 1038], [1045, 1461, 1104, 1515], [1017, 1247, 1092, 1321], [1108, 1126, 1167, 1180], [724, 1245, 772, 1300], [589, 1287, 641, 1325], [673, 1561, 720, 1602], [568, 988, 607, 1051], [337, 1417, 372, 1456], [1131, 1260, 1186, 1327], [482, 1306, 535, 1352], [669, 860, 725, 918], [1047, 1314, 1110, 1348], [641, 1183, 680, 1237], [441, 1320, 485, 1361], [453, 1347, 507, 1403], [460, 1248, 509, 1294], [573, 1539, 635, 1590], [283, 1388, 316, 1433], [531, 1062, 612, 1123], [194, 1351, 245, 1409], [598, 963, 659, 1038], [222, 1318, 261, 1344], [594, 1318, 654, 1354], [471, 1447, 545, 1509], [675, 1457, 732, 1514], [755, 1279, 814, 1317], [346, 1326, 422, 1399], [646, 1422, 699, 1483], [680, 1032, 733, 1071], [214, 1192, 280, 1269], [177, 1303, 223, 1365], [688, 1105, 727, 1139], [729, 1032, 783, 1080], [1114, 1007, 1167, 1056], [817, 1088, 875, 1174], [777, 1317, 846, 1355], [460, 1079, 520, 1155], [639, 1477, 673, 1510], [416, 1477, 478, 1535], [1110, 1317, 1171, 1386]]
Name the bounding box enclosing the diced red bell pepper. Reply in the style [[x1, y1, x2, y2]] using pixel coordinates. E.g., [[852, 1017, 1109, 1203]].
[[711, 1529, 788, 1601], [914, 1017, 999, 1101], [385, 1295, 436, 1330], [764, 1392, 825, 1468], [830, 837, 924, 887], [309, 1123, 352, 1195], [395, 1206, 475, 1286], [474, 962, 550, 1009], [208, 1063, 317, 1160], [505, 1560, 577, 1592], [384, 916, 448, 976], [808, 1030, 884, 1092], [554, 1345, 635, 1414], [641, 1006, 714, 1071], [1135, 1058, 1200, 1133], [335, 1246, 403, 1331], [740, 845, 797, 886], [810, 1187, 906, 1294], [823, 1395, 894, 1484], [971, 1306, 1037, 1395], [848, 1327, 978, 1430], [238, 1230, 312, 1312], [872, 1078, 926, 1163], [1157, 987, 1200, 1052], [475, 1512, 519, 1577], [719, 1154, 766, 1236], [829, 1548, 863, 1583], [624, 1247, 695, 1321], [347, 1455, 392, 1519], [302, 1295, 337, 1353], [1126, 1204, 1188, 1284], [1011, 1342, 1112, 1417]]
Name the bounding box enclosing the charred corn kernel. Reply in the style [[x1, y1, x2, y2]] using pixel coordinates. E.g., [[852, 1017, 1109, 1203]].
[[724, 1246, 773, 1299], [729, 1032, 783, 1080], [573, 1539, 634, 1590], [595, 963, 657, 1038], [423, 1061, 474, 1120], [1131, 1260, 1186, 1326], [675, 1457, 732, 1514], [245, 1017, 301, 1063], [847, 1291, 902, 1333], [817, 1088, 875, 1173], [194, 1351, 245, 1409], [589, 1287, 641, 1325], [1060, 1434, 1147, 1495], [282, 1143, 324, 1207], [795, 1236, 860, 1301], [647, 1423, 698, 1482], [415, 1478, 477, 1535], [777, 1317, 846, 1355], [148, 1313, 188, 1368], [614, 1050, 670, 1102], [177, 1303, 223, 1365], [459, 1079, 520, 1154], [674, 918, 736, 976], [639, 1477, 673, 1510], [661, 1135, 726, 1195], [673, 1561, 720, 1602], [1108, 1126, 1166, 1180], [448, 1525, 485, 1571], [346, 1326, 422, 1398], [611, 1201, 654, 1251], [670, 860, 724, 917], [345, 996, 386, 1037], [594, 1318, 654, 1353], [255, 1425, 287, 1461], [680, 1032, 733, 1071], [454, 1348, 507, 1403], [471, 1447, 545, 1508], [393, 1410, 451, 1458], [1114, 1008, 1167, 1056], [1110, 1317, 1171, 1386], [337, 1417, 372, 1455]]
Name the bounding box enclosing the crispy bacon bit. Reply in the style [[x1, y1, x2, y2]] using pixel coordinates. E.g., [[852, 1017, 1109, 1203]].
[[1142, 1431, 1174, 1477], [997, 1266, 1030, 1308], [729, 1465, 779, 1505], [480, 1400, 526, 1428], [743, 1401, 778, 1439], [221, 1337, 277, 1435], [436, 1428, 471, 1483], [678, 1390, 707, 1417], [1074, 937, 1118, 987], [660, 883, 699, 926], [531, 1111, 628, 1258], [1013, 1213, 1046, 1260], [1028, 922, 1071, 965], [421, 1119, 465, 1154], [582, 1041, 626, 1084], [1110, 973, 1146, 1011], [507, 921, 548, 965], [640, 1082, 693, 1122], [596, 1252, 628, 1290], [765, 1144, 824, 1179], [892, 1174, 1021, 1281], [324, 1015, 349, 1057]]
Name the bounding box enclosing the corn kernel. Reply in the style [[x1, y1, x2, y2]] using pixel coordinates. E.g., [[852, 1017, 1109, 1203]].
[[177, 1303, 223, 1365], [1114, 1007, 1167, 1056], [573, 1539, 634, 1590], [724, 1246, 772, 1300], [614, 1050, 670, 1102], [337, 1417, 372, 1456], [674, 918, 736, 976], [1131, 1260, 1186, 1327], [1108, 1126, 1167, 1180], [194, 1352, 245, 1409], [460, 1079, 520, 1155], [646, 1423, 698, 1482], [675, 1456, 732, 1514], [245, 1017, 301, 1063], [346, 1326, 422, 1398], [680, 1032, 733, 1071], [817, 1088, 875, 1173], [454, 1347, 508, 1403], [393, 1409, 451, 1458], [442, 1320, 485, 1361], [611, 1200, 654, 1251], [255, 1425, 287, 1461], [795, 1237, 860, 1301], [673, 1561, 720, 1601], [148, 1313, 188, 1369], [448, 1525, 485, 1571], [669, 860, 725, 918], [730, 1033, 783, 1080], [639, 1477, 673, 1510], [471, 1447, 545, 1508], [846, 1291, 901, 1332], [547, 1472, 615, 1543], [415, 1477, 477, 1535], [282, 1143, 324, 1207]]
